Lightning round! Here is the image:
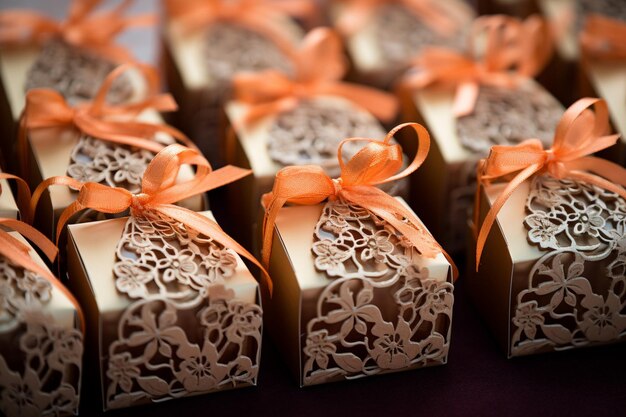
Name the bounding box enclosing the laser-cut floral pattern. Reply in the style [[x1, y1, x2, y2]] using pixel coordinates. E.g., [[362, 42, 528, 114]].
[[0, 258, 83, 417], [303, 199, 452, 385], [511, 175, 626, 356], [106, 210, 262, 408]]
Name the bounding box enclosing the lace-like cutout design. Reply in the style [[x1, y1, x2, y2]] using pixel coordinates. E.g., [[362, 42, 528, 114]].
[[0, 257, 83, 417], [373, 5, 465, 66], [67, 136, 155, 193], [25, 39, 133, 106], [105, 285, 261, 409], [456, 85, 562, 154], [267, 100, 386, 172], [113, 210, 239, 307], [302, 199, 452, 385], [511, 175, 626, 356], [203, 23, 294, 100]]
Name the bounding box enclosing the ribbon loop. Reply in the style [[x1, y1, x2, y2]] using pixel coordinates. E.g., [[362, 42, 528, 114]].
[[475, 98, 625, 268], [401, 14, 553, 116], [0, 0, 155, 62], [232, 27, 398, 125], [261, 123, 456, 279]]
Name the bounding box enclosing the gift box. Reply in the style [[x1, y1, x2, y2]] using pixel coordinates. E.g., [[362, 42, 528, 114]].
[[22, 65, 203, 239], [0, 175, 84, 417], [328, 0, 474, 89], [476, 0, 539, 17], [58, 144, 265, 410], [0, 0, 153, 171], [578, 14, 626, 165], [161, 0, 314, 165], [220, 28, 401, 250], [260, 123, 455, 386], [396, 15, 561, 254], [468, 98, 626, 357]]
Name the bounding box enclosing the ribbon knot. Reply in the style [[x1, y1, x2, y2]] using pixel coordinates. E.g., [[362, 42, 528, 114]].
[[475, 98, 626, 268], [261, 123, 456, 279], [232, 27, 398, 125], [400, 14, 553, 117], [0, 0, 155, 62]]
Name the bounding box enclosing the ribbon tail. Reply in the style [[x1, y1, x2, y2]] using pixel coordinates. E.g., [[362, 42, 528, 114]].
[[156, 205, 273, 295], [0, 172, 33, 223], [239, 98, 299, 127], [475, 164, 542, 269], [318, 83, 399, 123], [452, 82, 480, 117]]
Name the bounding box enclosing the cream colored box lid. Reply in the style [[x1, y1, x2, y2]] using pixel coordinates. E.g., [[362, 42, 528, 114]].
[[0, 174, 19, 219], [588, 62, 626, 144], [273, 198, 452, 292], [164, 17, 303, 91], [537, 0, 579, 61], [68, 211, 258, 314]]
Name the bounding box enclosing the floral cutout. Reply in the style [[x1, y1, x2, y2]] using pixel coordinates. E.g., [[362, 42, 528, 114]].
[[0, 257, 83, 417], [373, 5, 465, 69], [303, 199, 453, 385], [113, 209, 239, 306], [203, 23, 294, 100], [104, 285, 261, 409], [106, 210, 262, 408], [511, 174, 626, 356], [456, 84, 563, 155], [25, 39, 133, 106]]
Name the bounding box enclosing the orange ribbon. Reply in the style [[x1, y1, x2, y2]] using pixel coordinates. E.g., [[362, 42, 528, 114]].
[[334, 0, 470, 37], [32, 144, 272, 292], [0, 172, 34, 224], [232, 27, 398, 125], [401, 15, 553, 117], [19, 63, 194, 175], [0, 173, 84, 332], [475, 98, 626, 268], [580, 14, 626, 61], [165, 0, 315, 56], [0, 0, 155, 62], [261, 122, 457, 280]]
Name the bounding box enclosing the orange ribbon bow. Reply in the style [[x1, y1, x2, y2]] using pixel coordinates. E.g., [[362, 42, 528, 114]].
[[261, 122, 456, 279], [580, 14, 626, 61], [0, 173, 84, 332], [165, 0, 315, 55], [401, 15, 553, 117], [19, 63, 194, 174], [32, 144, 271, 292], [475, 98, 626, 268], [232, 27, 399, 125], [0, 0, 155, 62], [334, 0, 470, 37]]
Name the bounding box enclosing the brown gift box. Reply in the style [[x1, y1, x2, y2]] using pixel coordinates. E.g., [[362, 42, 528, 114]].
[[396, 79, 563, 254], [25, 107, 204, 239], [468, 176, 626, 358], [220, 96, 401, 250], [328, 0, 474, 89], [161, 16, 303, 165], [263, 198, 453, 386], [0, 232, 83, 417], [66, 210, 262, 410]]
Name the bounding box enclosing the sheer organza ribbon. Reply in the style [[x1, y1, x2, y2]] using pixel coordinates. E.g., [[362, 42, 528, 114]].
[[261, 122, 457, 279], [400, 15, 553, 117], [165, 0, 315, 56], [0, 173, 84, 332], [19, 63, 194, 174], [232, 27, 398, 125], [475, 98, 626, 268], [0, 0, 155, 62], [580, 14, 626, 61], [334, 0, 470, 37], [31, 144, 272, 292]]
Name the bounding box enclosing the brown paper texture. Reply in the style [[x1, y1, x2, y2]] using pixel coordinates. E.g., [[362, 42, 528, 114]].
[[265, 198, 453, 386], [0, 231, 83, 417], [66, 211, 261, 410], [470, 177, 626, 358]]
